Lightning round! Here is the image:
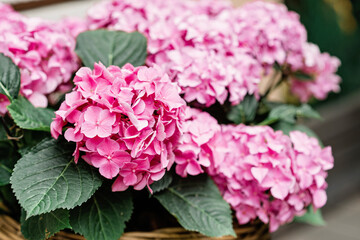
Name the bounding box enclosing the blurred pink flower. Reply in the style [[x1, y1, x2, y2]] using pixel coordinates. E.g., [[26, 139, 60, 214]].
[[0, 4, 79, 114], [208, 125, 334, 232], [85, 0, 340, 105], [290, 43, 341, 102]]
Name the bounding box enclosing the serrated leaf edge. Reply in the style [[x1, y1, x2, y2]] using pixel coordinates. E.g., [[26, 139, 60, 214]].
[[10, 139, 102, 218], [156, 187, 236, 237]]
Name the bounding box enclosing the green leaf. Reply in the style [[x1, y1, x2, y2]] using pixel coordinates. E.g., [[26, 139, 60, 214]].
[[272, 121, 298, 135], [261, 104, 321, 125], [294, 205, 325, 226], [268, 105, 298, 124], [0, 53, 20, 101], [155, 175, 235, 237], [292, 71, 314, 81], [21, 208, 71, 240], [296, 104, 321, 119], [7, 96, 55, 132], [76, 30, 147, 68], [273, 122, 317, 137], [10, 138, 102, 218], [273, 122, 323, 146], [70, 190, 133, 240], [227, 95, 258, 124], [150, 172, 173, 193]]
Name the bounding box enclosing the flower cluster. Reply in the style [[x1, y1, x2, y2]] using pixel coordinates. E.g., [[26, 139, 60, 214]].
[[290, 43, 341, 102], [86, 0, 261, 106], [0, 4, 79, 114], [51, 63, 186, 191], [207, 125, 333, 232], [174, 107, 220, 177], [0, 1, 339, 237], [232, 1, 307, 70], [85, 0, 340, 105]]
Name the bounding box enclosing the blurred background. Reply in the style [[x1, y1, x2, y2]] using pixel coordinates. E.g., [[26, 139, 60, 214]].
[[1, 0, 360, 239]]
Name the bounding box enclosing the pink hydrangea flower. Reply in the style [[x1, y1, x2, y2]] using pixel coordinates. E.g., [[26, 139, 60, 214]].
[[86, 0, 340, 105], [290, 43, 341, 102], [0, 3, 14, 14], [207, 125, 334, 232], [51, 62, 186, 191], [233, 1, 307, 69], [85, 0, 262, 106], [174, 107, 220, 177], [0, 4, 79, 114], [234, 2, 341, 101], [59, 17, 88, 38]]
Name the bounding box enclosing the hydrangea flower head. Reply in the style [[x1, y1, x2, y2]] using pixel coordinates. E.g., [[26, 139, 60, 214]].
[[0, 4, 79, 114], [290, 43, 341, 102], [207, 125, 333, 232], [233, 1, 307, 69], [174, 107, 220, 177], [51, 63, 186, 192], [86, 0, 262, 106], [86, 0, 341, 105]]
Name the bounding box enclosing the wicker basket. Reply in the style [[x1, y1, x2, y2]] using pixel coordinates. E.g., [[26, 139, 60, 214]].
[[0, 214, 270, 240]]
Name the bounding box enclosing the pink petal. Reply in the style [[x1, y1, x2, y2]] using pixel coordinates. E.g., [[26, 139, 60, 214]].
[[96, 125, 113, 138], [137, 67, 159, 82], [112, 176, 129, 192], [81, 122, 97, 138], [89, 155, 107, 168], [97, 139, 119, 156], [50, 117, 64, 139], [315, 175, 325, 188], [85, 137, 103, 151], [124, 173, 138, 185], [127, 112, 148, 131], [65, 91, 82, 107], [271, 184, 289, 200], [112, 151, 131, 166], [99, 109, 116, 126], [313, 189, 327, 208], [299, 173, 313, 189], [156, 121, 166, 141], [155, 82, 185, 110], [64, 128, 83, 142], [251, 167, 269, 184], [150, 169, 165, 181], [175, 164, 187, 178], [186, 161, 204, 176], [84, 106, 102, 123], [28, 92, 48, 108], [99, 162, 119, 179], [73, 143, 81, 164], [133, 99, 146, 115], [134, 175, 148, 191]]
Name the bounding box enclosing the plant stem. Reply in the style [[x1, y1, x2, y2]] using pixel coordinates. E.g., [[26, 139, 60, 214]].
[[257, 117, 278, 126]]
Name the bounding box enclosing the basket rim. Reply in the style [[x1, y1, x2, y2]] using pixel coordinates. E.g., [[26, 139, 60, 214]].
[[0, 213, 270, 240]]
